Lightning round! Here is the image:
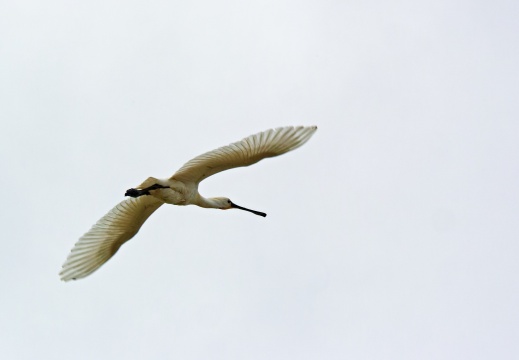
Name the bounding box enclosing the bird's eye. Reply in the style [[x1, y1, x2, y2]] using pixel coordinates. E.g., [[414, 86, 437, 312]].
[[227, 200, 231, 204]]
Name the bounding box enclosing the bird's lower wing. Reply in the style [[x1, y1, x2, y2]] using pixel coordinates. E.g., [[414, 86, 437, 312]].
[[171, 126, 317, 184], [59, 196, 163, 281]]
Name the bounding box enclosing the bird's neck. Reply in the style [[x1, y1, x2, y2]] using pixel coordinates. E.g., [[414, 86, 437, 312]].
[[194, 194, 220, 209]]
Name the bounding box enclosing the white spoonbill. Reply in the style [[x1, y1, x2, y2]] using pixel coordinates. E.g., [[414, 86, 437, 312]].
[[60, 125, 317, 281]]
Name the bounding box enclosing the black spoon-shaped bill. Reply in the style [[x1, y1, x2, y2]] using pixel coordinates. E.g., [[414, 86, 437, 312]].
[[230, 202, 267, 217]]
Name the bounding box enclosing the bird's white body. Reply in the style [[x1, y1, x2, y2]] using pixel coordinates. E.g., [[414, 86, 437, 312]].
[[60, 126, 317, 281], [141, 178, 194, 205]]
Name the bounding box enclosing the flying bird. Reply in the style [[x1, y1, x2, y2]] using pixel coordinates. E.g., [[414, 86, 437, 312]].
[[60, 126, 317, 281]]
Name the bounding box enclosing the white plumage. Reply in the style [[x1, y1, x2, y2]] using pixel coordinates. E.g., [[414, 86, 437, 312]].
[[60, 126, 317, 281]]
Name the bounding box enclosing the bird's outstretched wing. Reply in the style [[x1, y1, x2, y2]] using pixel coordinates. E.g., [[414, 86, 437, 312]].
[[171, 126, 317, 184], [60, 196, 163, 281]]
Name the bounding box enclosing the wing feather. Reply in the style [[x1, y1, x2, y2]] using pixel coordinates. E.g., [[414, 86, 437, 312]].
[[171, 126, 317, 184], [59, 196, 163, 281]]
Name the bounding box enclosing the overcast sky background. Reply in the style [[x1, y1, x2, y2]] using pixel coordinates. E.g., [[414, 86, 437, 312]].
[[1, 0, 518, 359]]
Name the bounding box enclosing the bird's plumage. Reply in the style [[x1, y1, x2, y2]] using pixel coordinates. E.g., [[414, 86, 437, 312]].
[[60, 126, 317, 281], [60, 196, 163, 281], [172, 126, 317, 183]]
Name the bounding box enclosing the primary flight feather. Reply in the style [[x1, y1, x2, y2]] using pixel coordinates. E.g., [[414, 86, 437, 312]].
[[60, 126, 317, 281]]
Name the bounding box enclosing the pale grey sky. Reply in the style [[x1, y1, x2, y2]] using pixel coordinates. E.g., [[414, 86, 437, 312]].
[[1, 0, 518, 359]]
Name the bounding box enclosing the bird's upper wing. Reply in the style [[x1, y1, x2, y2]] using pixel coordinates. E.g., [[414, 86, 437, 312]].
[[171, 126, 317, 184], [60, 196, 163, 281]]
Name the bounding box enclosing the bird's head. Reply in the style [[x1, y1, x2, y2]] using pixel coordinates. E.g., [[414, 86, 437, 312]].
[[211, 197, 267, 217]]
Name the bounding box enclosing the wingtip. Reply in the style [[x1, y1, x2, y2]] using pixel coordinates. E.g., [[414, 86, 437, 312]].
[[59, 270, 72, 282]]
